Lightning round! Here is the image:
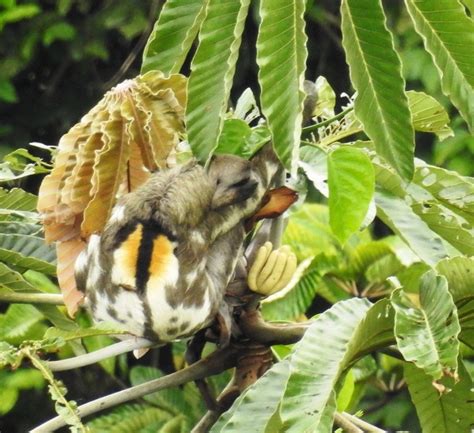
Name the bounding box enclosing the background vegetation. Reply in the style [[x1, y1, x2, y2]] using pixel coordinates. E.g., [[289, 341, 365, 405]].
[[0, 0, 473, 432]]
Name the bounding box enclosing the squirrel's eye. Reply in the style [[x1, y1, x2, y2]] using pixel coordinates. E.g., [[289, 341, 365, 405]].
[[232, 177, 250, 188]]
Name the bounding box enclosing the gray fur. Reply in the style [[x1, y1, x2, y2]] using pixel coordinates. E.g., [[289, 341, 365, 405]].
[[76, 143, 280, 342]]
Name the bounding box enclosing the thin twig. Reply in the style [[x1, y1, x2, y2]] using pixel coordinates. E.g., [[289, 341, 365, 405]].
[[46, 338, 154, 371], [32, 346, 238, 432], [0, 292, 64, 305], [334, 412, 363, 433], [103, 0, 161, 89], [342, 412, 387, 433], [301, 106, 354, 137]]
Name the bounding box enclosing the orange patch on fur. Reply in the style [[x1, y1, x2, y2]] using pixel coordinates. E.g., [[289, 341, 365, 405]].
[[116, 224, 143, 281], [149, 235, 174, 278]]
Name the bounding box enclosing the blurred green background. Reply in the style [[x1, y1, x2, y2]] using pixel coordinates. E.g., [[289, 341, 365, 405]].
[[0, 1, 472, 432]]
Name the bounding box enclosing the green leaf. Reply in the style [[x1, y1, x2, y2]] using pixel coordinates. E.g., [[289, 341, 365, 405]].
[[0, 79, 18, 103], [256, 0, 307, 173], [130, 366, 195, 418], [211, 360, 291, 433], [412, 163, 474, 217], [313, 76, 336, 119], [375, 190, 448, 266], [141, 0, 208, 74], [0, 387, 18, 415], [0, 188, 37, 220], [405, 361, 474, 433], [280, 298, 393, 432], [214, 118, 252, 156], [88, 403, 172, 433], [405, 0, 474, 131], [0, 4, 41, 29], [42, 22, 76, 46], [299, 145, 328, 196], [407, 91, 453, 140], [186, 0, 250, 162], [327, 146, 375, 243], [391, 271, 460, 379], [436, 256, 474, 304], [336, 370, 355, 412], [0, 304, 44, 343], [0, 224, 56, 275], [340, 0, 414, 180]]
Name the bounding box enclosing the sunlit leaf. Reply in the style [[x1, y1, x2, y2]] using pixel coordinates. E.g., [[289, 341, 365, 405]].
[[186, 0, 251, 162], [341, 0, 414, 180], [405, 361, 474, 433], [375, 190, 448, 266], [257, 0, 307, 173], [280, 298, 394, 432], [142, 0, 208, 74], [391, 270, 460, 379], [328, 146, 375, 243], [405, 0, 474, 131], [407, 91, 453, 140]]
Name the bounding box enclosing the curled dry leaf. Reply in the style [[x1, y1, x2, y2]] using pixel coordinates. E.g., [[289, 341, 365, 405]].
[[37, 71, 187, 316]]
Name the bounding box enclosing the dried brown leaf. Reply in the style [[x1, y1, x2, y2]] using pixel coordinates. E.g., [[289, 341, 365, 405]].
[[56, 238, 86, 317]]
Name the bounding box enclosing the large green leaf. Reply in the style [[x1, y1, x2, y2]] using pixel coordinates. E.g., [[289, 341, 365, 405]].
[[436, 257, 474, 349], [141, 0, 208, 74], [375, 189, 448, 266], [405, 361, 474, 433], [436, 256, 474, 304], [186, 0, 250, 162], [412, 163, 474, 218], [210, 360, 291, 433], [280, 298, 392, 432], [407, 91, 453, 140], [327, 146, 375, 243], [0, 263, 76, 331], [340, 0, 414, 180], [0, 188, 38, 221], [405, 0, 474, 131], [214, 299, 393, 432], [0, 223, 56, 275], [130, 366, 196, 422], [391, 270, 460, 379], [256, 0, 307, 173], [87, 403, 172, 433], [0, 304, 44, 343]]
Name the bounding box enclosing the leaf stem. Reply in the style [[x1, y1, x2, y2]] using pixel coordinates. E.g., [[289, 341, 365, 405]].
[[301, 106, 354, 136], [0, 292, 64, 305], [46, 337, 154, 371], [26, 349, 86, 432], [334, 412, 363, 433], [341, 412, 386, 433]]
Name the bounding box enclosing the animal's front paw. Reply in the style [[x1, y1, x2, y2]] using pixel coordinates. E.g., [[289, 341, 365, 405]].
[[247, 241, 297, 296]]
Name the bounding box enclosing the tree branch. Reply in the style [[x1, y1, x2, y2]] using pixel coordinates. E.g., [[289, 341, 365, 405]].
[[0, 292, 64, 305], [239, 310, 310, 345], [301, 106, 353, 137], [342, 412, 386, 433], [31, 346, 238, 432], [46, 338, 154, 371], [334, 412, 363, 433]]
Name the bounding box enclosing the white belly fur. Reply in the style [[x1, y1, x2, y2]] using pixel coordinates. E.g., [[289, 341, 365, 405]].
[[145, 255, 212, 340]]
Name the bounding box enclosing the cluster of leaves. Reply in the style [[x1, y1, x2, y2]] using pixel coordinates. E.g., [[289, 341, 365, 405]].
[[0, 0, 473, 432]]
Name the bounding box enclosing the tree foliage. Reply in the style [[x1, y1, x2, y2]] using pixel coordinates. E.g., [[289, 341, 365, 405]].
[[0, 1, 473, 432]]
